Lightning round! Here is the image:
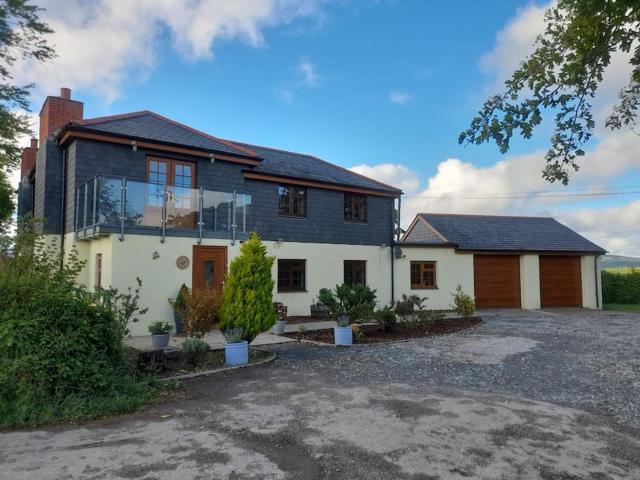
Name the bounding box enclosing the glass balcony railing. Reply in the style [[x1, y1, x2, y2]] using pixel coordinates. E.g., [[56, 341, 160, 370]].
[[75, 176, 252, 242]]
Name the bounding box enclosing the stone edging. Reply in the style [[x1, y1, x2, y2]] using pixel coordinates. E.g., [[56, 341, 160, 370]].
[[157, 348, 277, 382], [291, 317, 483, 348]]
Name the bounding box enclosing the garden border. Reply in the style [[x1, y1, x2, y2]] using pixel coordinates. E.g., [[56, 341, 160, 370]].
[[289, 317, 483, 347], [156, 348, 277, 382]]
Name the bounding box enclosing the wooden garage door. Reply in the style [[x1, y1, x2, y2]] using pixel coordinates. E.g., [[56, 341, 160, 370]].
[[539, 256, 582, 307], [474, 255, 521, 308]]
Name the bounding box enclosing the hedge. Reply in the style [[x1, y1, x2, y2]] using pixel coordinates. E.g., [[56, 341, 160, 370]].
[[602, 268, 640, 304]]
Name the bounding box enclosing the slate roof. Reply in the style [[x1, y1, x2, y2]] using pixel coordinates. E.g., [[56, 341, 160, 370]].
[[403, 213, 606, 253], [66, 111, 401, 194]]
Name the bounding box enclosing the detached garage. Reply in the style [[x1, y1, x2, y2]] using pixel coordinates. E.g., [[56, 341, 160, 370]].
[[396, 213, 606, 310]]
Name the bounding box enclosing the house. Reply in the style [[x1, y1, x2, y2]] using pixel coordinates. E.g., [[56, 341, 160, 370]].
[[17, 89, 605, 336], [18, 88, 402, 335], [397, 213, 606, 310]]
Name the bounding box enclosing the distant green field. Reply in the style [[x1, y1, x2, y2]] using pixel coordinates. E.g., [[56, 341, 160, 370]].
[[602, 267, 640, 274], [604, 304, 640, 312]]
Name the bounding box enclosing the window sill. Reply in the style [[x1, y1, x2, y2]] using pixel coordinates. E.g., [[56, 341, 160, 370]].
[[344, 220, 367, 224], [410, 286, 438, 290], [278, 289, 308, 293], [278, 215, 307, 219]]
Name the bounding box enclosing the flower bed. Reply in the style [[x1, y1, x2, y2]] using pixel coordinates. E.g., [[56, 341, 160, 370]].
[[283, 317, 481, 344]]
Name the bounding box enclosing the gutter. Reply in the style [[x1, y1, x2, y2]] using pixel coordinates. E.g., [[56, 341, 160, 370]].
[[59, 147, 67, 268]]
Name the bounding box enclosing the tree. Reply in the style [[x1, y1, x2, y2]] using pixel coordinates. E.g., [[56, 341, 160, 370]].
[[459, 1, 640, 184], [0, 1, 54, 226], [218, 232, 276, 343]]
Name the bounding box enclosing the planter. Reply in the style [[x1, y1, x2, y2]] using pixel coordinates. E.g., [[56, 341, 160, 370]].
[[225, 341, 249, 366], [334, 326, 353, 345], [310, 304, 329, 319], [151, 333, 170, 349], [272, 320, 286, 335], [173, 310, 185, 334]]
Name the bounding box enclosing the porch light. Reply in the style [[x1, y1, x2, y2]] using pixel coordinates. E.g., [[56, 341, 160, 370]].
[[131, 140, 137, 152], [210, 153, 215, 164]]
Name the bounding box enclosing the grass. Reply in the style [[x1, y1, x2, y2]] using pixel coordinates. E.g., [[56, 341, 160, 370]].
[[0, 374, 161, 430], [604, 303, 640, 312]]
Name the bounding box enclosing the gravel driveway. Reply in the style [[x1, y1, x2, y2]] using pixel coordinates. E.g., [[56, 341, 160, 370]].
[[2, 309, 640, 479]]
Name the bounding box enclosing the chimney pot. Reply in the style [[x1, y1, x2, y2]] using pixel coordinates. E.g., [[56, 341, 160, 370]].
[[60, 87, 71, 99], [30, 138, 38, 149]]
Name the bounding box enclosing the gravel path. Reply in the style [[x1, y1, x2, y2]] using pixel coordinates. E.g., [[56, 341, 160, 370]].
[[2, 309, 639, 479]]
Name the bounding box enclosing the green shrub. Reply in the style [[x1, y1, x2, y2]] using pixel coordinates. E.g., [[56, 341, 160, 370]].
[[0, 219, 154, 427], [94, 277, 149, 337], [394, 294, 445, 327], [169, 284, 189, 311], [316, 283, 377, 323], [148, 321, 172, 335], [451, 285, 475, 318], [375, 306, 397, 332], [602, 268, 640, 304], [219, 232, 276, 343], [182, 338, 209, 367]]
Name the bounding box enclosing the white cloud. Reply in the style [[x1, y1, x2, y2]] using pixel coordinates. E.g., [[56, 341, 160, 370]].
[[350, 163, 420, 193], [297, 58, 319, 87], [14, 0, 322, 102], [389, 90, 412, 105]]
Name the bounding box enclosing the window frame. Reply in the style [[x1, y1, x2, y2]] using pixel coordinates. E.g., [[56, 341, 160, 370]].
[[344, 260, 367, 286], [278, 259, 307, 292], [344, 193, 367, 223], [410, 261, 437, 289], [278, 184, 307, 218]]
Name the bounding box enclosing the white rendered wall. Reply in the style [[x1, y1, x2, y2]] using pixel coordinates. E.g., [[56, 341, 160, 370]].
[[520, 254, 541, 309], [392, 247, 475, 310]]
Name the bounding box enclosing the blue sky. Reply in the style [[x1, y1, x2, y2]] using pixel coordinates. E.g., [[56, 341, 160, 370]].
[[15, 0, 640, 255]]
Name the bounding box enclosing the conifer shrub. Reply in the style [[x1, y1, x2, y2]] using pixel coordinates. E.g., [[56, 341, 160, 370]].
[[218, 232, 276, 343]]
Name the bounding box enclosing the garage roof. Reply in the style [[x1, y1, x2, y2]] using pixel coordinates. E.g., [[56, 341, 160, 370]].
[[402, 213, 606, 254]]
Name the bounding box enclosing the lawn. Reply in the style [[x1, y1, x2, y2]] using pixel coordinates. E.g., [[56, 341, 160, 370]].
[[604, 303, 640, 312]]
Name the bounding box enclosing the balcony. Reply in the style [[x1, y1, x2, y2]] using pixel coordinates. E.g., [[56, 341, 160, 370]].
[[75, 176, 252, 242]]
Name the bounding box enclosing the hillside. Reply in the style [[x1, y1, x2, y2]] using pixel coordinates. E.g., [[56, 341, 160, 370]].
[[601, 255, 640, 269]]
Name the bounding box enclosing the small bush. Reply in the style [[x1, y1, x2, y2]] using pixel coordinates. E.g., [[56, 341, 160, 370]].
[[182, 338, 209, 367], [219, 232, 276, 342], [184, 290, 219, 338], [451, 285, 475, 318], [394, 294, 444, 327], [375, 306, 397, 332], [351, 323, 365, 343], [148, 321, 172, 335], [317, 283, 377, 323], [94, 277, 149, 337], [169, 284, 190, 311], [602, 268, 640, 304]]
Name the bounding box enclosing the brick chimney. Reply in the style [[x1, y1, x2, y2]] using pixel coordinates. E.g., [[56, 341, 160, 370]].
[[39, 87, 84, 141], [20, 138, 38, 177]]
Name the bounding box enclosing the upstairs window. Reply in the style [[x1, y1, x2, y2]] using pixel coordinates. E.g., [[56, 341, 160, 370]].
[[410, 261, 437, 289], [344, 260, 366, 286], [279, 184, 307, 217], [278, 259, 306, 292], [344, 193, 367, 222]]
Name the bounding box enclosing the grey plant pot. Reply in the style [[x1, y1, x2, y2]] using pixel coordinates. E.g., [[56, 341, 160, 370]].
[[151, 333, 170, 349], [173, 310, 185, 334], [272, 320, 286, 335]]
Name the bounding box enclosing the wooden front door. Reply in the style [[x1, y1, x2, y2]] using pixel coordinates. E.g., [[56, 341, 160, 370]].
[[539, 255, 582, 307], [474, 255, 521, 308], [192, 246, 227, 295]]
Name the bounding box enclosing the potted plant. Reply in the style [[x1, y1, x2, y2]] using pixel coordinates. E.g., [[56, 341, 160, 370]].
[[219, 232, 276, 366], [168, 284, 189, 334], [272, 302, 287, 335], [223, 327, 247, 366], [334, 313, 353, 345], [148, 321, 172, 348]]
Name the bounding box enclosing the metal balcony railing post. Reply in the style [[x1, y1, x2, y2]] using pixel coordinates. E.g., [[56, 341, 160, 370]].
[[231, 191, 237, 245], [74, 187, 80, 238], [161, 187, 167, 243], [92, 177, 98, 232], [82, 183, 88, 232], [119, 177, 126, 241], [197, 186, 204, 244]]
